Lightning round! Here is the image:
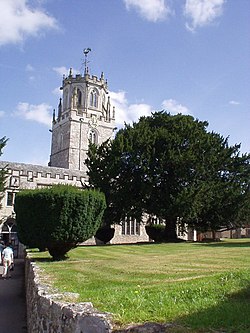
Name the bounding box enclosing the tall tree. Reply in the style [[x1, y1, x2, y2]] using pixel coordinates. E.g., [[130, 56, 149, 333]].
[[86, 112, 250, 240]]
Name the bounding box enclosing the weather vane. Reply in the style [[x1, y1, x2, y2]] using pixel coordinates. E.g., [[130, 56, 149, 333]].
[[83, 48, 91, 74]]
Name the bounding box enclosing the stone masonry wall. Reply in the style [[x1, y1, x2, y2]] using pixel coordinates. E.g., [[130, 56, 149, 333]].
[[25, 257, 113, 333], [25, 256, 179, 333]]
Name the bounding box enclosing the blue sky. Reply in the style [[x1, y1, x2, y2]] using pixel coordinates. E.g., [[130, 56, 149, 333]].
[[0, 0, 249, 166]]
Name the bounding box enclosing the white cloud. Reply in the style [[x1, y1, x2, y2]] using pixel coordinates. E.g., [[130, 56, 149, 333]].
[[0, 0, 58, 46], [53, 66, 69, 77], [25, 64, 36, 81], [52, 87, 62, 97], [110, 92, 192, 127], [123, 0, 172, 22], [14, 102, 52, 126], [0, 110, 5, 118], [28, 75, 35, 82], [229, 100, 240, 105], [25, 64, 34, 72], [110, 91, 152, 127], [53, 66, 79, 77], [162, 99, 191, 115], [184, 0, 225, 32]]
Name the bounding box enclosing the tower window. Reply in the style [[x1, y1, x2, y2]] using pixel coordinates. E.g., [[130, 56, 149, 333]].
[[64, 89, 69, 110], [77, 89, 82, 106], [7, 192, 14, 206], [89, 130, 98, 144], [90, 90, 98, 108]]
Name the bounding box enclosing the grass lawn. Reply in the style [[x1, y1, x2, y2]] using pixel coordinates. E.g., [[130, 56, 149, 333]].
[[31, 239, 250, 332]]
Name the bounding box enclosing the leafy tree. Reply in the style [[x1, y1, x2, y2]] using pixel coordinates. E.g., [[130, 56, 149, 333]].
[[231, 186, 250, 228], [0, 137, 8, 207], [86, 112, 250, 240], [15, 184, 106, 260]]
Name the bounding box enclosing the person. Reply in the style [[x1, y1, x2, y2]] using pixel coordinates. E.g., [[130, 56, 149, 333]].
[[0, 241, 4, 265], [2, 242, 14, 279]]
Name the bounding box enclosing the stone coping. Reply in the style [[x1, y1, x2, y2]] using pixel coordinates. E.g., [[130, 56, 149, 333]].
[[25, 257, 113, 333], [25, 257, 180, 333]]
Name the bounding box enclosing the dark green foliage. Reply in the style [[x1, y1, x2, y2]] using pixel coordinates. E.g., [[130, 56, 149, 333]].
[[86, 111, 250, 240], [0, 137, 8, 207], [14, 184, 106, 260], [145, 224, 166, 242], [95, 225, 115, 244]]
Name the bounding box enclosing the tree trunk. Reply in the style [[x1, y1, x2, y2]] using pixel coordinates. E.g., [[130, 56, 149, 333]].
[[164, 218, 178, 241]]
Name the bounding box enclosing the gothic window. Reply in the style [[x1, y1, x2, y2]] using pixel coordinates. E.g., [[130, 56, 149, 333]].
[[77, 89, 82, 106], [11, 224, 17, 232], [131, 220, 135, 234], [7, 192, 14, 206], [2, 224, 9, 232], [122, 221, 126, 235], [127, 219, 131, 234], [60, 133, 64, 149], [89, 129, 98, 145], [136, 221, 140, 235], [90, 90, 98, 108], [64, 89, 69, 110], [10, 176, 19, 187], [121, 217, 140, 235], [148, 215, 163, 225]]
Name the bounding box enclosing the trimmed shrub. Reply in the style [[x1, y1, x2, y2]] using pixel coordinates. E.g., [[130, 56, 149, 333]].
[[95, 226, 115, 244], [145, 224, 166, 242], [15, 185, 106, 260]]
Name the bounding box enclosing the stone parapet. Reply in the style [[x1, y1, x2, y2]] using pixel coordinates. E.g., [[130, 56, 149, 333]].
[[25, 255, 180, 333], [25, 257, 113, 333], [0, 161, 87, 182]]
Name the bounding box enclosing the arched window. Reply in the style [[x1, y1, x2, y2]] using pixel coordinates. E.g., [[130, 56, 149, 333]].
[[89, 129, 98, 144], [90, 90, 98, 108], [121, 217, 140, 235], [60, 133, 63, 149], [77, 89, 82, 106], [63, 89, 69, 110], [2, 224, 9, 232], [11, 225, 17, 232]]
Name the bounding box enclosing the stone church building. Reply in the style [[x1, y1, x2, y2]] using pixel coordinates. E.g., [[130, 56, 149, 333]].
[[0, 63, 150, 256], [0, 59, 248, 256]]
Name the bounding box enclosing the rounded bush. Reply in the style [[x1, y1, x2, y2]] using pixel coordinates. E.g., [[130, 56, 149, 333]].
[[15, 185, 106, 260], [95, 226, 115, 244], [145, 224, 166, 242]]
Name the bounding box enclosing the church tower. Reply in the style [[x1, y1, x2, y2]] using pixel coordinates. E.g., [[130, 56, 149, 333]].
[[49, 52, 115, 173]]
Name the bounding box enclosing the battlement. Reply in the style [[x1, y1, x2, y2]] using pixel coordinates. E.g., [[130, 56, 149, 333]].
[[0, 161, 88, 188], [62, 71, 107, 89]]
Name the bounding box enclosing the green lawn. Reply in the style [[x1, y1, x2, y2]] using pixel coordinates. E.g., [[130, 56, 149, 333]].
[[31, 239, 250, 332]]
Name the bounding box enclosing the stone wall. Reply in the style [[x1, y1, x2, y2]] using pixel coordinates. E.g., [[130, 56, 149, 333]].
[[25, 256, 181, 333], [110, 224, 149, 244], [25, 257, 113, 333]]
